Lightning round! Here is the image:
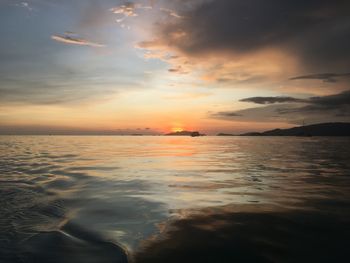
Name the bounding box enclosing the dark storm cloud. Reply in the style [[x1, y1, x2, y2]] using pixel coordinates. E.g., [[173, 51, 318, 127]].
[[153, 0, 350, 70], [213, 90, 350, 124], [279, 90, 350, 114], [240, 96, 305, 104], [290, 73, 350, 83], [308, 90, 350, 108], [240, 90, 350, 107]]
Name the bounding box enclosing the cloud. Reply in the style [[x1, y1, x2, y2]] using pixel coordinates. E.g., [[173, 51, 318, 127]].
[[240, 90, 350, 107], [110, 2, 182, 21], [110, 2, 153, 24], [0, 77, 104, 105], [240, 96, 305, 104], [303, 90, 350, 110], [213, 90, 350, 124], [0, 68, 145, 106], [110, 2, 139, 17], [160, 8, 183, 19], [168, 1, 349, 60], [168, 66, 188, 74], [214, 112, 242, 117], [290, 73, 350, 83], [51, 34, 105, 47], [137, 0, 350, 80], [17, 2, 33, 11]]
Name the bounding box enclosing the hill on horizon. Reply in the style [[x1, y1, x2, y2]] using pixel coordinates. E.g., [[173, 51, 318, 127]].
[[239, 122, 350, 136]]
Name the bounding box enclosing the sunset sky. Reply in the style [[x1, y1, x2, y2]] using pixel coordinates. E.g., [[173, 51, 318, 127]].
[[1, 0, 349, 134]]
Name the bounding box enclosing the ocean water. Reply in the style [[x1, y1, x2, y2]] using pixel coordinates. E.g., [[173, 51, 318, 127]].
[[1, 136, 350, 263]]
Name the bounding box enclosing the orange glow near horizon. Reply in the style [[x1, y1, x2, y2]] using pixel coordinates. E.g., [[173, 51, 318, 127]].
[[171, 127, 184, 133]]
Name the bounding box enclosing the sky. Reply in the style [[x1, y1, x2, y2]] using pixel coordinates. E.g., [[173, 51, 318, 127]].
[[0, 0, 350, 135]]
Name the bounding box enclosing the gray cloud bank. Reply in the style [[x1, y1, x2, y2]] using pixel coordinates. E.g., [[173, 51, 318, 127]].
[[290, 73, 350, 83], [240, 91, 350, 107], [214, 90, 350, 124], [240, 97, 306, 104], [150, 0, 350, 71]]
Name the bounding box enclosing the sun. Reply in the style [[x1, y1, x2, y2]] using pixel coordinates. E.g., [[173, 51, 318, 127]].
[[171, 127, 184, 133]]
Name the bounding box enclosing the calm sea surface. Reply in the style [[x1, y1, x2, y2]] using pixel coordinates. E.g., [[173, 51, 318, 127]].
[[1, 136, 350, 263]]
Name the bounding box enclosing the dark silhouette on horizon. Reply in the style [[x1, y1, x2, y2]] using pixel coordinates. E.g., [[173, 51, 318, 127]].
[[165, 131, 205, 137], [239, 122, 350, 136]]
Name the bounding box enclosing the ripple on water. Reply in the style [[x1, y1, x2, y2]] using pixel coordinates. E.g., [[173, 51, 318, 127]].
[[1, 136, 350, 262], [21, 221, 128, 263]]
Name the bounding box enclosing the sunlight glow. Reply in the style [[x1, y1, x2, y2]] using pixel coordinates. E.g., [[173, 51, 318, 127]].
[[171, 127, 184, 132]]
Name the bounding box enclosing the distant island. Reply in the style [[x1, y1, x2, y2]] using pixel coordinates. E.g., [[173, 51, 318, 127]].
[[239, 122, 350, 136], [165, 131, 205, 137]]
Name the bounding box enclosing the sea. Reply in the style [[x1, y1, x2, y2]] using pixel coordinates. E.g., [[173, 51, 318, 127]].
[[1, 136, 350, 263]]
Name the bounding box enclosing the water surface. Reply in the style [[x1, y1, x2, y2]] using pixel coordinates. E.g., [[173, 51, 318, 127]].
[[1, 136, 350, 262]]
